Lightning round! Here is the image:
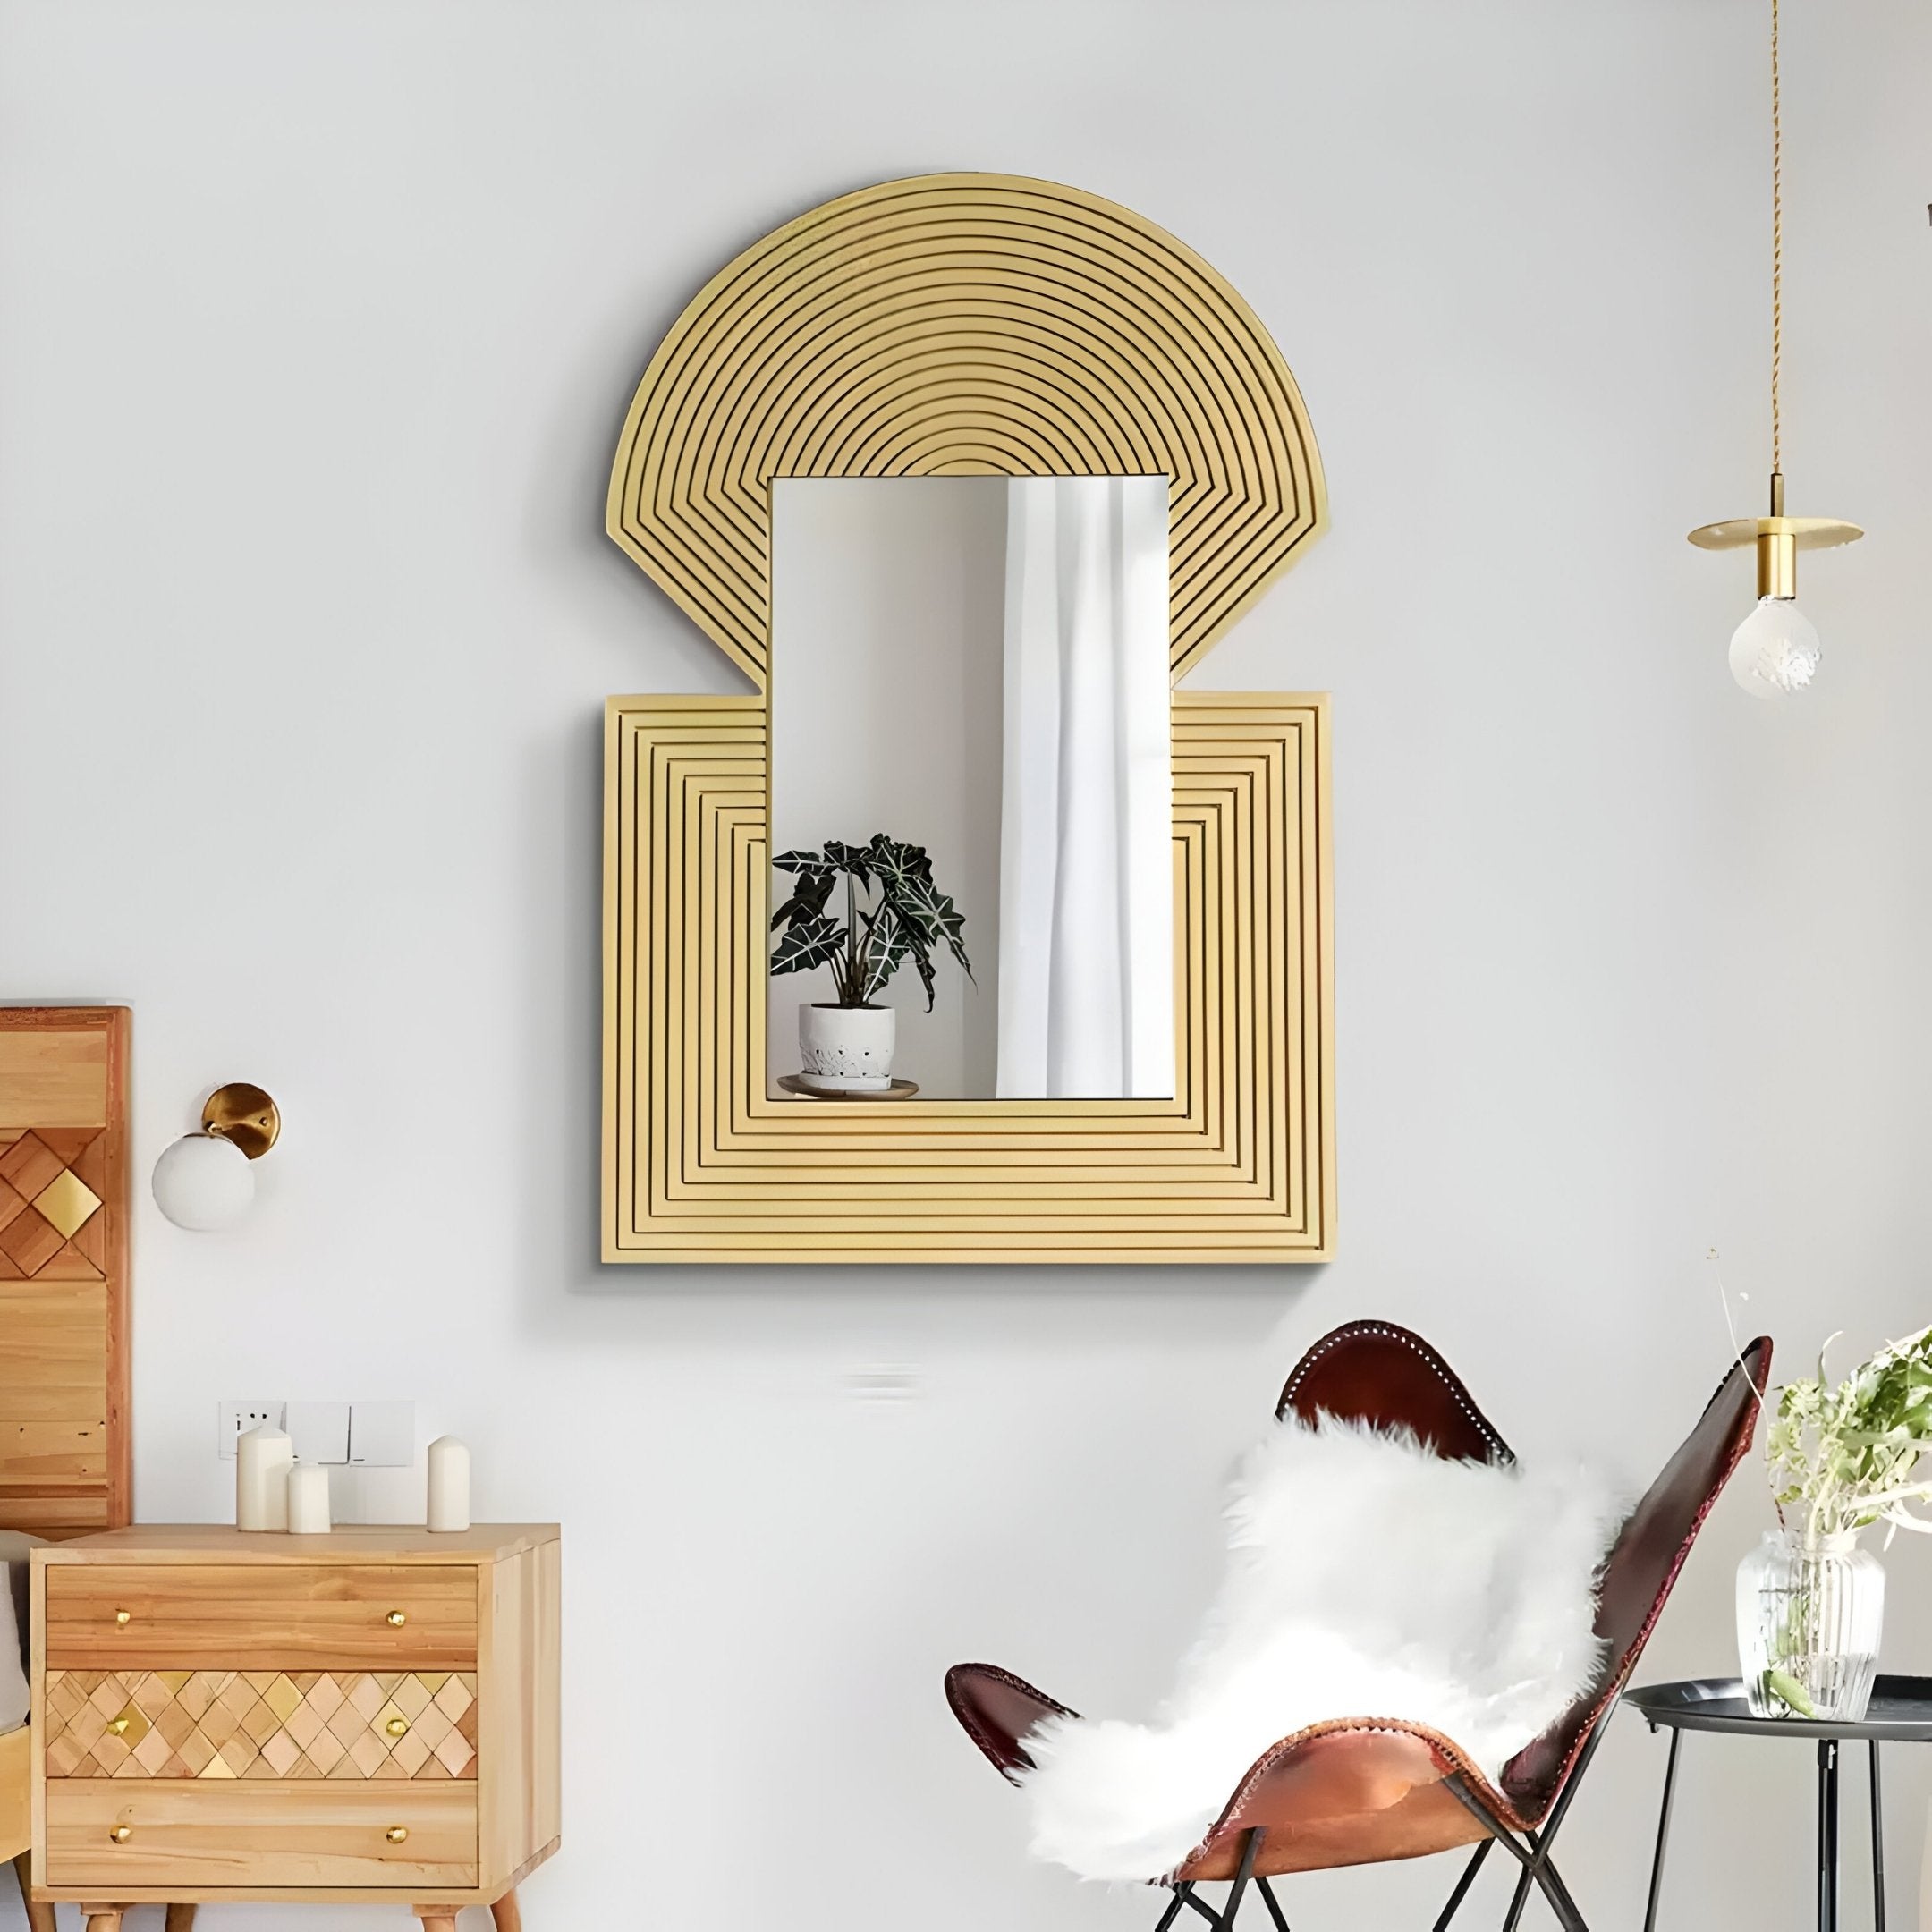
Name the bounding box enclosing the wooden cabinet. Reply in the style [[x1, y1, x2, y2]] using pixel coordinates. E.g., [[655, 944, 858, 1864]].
[[28, 1525, 558, 1932]]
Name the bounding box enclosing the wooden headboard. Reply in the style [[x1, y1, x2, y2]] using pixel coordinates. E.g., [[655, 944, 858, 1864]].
[[0, 1007, 129, 1536]]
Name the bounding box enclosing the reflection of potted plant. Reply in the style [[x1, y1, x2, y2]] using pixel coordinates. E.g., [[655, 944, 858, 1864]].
[[1738, 1325, 1932, 1720], [770, 835, 972, 1091]]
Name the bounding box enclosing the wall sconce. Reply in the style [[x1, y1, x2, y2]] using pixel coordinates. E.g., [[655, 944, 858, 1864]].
[[151, 1083, 282, 1231]]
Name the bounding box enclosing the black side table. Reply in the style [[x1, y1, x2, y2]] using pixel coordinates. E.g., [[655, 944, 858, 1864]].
[[1623, 1676, 1932, 1932]]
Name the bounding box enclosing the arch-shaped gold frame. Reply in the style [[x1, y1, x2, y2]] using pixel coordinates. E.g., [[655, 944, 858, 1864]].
[[607, 174, 1326, 689], [603, 175, 1334, 1264]]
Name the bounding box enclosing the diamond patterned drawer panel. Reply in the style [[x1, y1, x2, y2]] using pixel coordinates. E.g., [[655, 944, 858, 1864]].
[[45, 1669, 478, 1780], [0, 1127, 108, 1280]]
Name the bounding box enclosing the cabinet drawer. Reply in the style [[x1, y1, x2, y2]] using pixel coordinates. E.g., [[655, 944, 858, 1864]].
[[45, 1565, 478, 1668], [44, 1670, 479, 1782], [45, 1780, 478, 1889]]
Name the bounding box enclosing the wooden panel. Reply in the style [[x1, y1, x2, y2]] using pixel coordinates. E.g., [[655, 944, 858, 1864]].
[[46, 1567, 478, 1670], [0, 1724, 27, 1859], [0, 1495, 107, 1538], [45, 1671, 477, 1781], [0, 1284, 107, 1413], [44, 1780, 476, 1889], [479, 1541, 560, 1889], [528, 1542, 561, 1862], [0, 1009, 128, 1538], [0, 1428, 104, 1485], [0, 1034, 107, 1129], [43, 1525, 555, 1564]]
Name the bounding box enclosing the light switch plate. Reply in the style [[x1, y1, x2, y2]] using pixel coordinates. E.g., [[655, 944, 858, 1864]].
[[216, 1401, 285, 1459], [285, 1400, 351, 1465], [348, 1401, 415, 1468]]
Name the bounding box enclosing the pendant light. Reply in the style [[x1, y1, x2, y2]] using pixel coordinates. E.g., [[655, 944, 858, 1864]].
[[1688, 0, 1861, 699]]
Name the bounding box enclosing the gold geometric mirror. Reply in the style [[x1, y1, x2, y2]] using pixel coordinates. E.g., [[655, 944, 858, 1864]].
[[603, 174, 1334, 1264]]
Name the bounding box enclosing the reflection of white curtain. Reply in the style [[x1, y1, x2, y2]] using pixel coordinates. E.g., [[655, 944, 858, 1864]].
[[997, 477, 1174, 1100]]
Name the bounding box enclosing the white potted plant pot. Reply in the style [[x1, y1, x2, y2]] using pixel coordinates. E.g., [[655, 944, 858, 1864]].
[[800, 1002, 894, 1091]]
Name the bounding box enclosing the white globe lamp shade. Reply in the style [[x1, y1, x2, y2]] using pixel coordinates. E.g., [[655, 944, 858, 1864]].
[[152, 1132, 255, 1231]]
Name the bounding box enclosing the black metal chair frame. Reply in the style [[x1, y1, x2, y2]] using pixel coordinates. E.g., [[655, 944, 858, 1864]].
[[1146, 1725, 1609, 1932]]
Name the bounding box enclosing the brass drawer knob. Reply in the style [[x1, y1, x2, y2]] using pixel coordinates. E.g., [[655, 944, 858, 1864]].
[[386, 1610, 407, 1626], [106, 1716, 131, 1736], [114, 1610, 131, 1626], [108, 1826, 132, 1843], [385, 1716, 409, 1737], [386, 1826, 409, 1844]]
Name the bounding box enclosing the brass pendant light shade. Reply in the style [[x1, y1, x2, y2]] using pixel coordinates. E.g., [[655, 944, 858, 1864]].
[[1688, 0, 1861, 698], [1690, 473, 1862, 600]]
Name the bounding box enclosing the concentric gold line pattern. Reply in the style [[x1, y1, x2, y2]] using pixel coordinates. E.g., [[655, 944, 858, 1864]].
[[603, 693, 1333, 1263], [599, 176, 1335, 1264], [606, 175, 1326, 690]]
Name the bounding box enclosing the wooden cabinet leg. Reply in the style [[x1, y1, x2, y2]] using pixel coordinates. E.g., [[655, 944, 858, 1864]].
[[81, 1909, 125, 1932], [490, 1888, 522, 1932], [414, 1909, 459, 1932], [165, 1904, 199, 1932], [10, 1853, 55, 1932]]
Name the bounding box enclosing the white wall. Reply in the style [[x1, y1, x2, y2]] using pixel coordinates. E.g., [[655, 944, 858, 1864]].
[[2, 5, 1929, 1932], [769, 478, 1004, 1097]]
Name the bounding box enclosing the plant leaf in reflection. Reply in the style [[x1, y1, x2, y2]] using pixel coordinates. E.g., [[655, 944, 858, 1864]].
[[767, 836, 972, 1011], [769, 911, 844, 978], [770, 865, 835, 931]]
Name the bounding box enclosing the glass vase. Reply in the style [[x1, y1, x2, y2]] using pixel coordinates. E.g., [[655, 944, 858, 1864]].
[[1736, 1528, 1884, 1721]]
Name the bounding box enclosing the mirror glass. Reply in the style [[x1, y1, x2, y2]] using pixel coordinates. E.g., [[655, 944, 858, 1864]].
[[768, 476, 1174, 1102]]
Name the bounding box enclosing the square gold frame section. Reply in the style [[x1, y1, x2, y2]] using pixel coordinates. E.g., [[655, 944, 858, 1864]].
[[603, 691, 1333, 1265]]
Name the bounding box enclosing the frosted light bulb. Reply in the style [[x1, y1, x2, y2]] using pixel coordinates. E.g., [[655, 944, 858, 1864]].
[[152, 1131, 254, 1230], [1729, 597, 1820, 699]]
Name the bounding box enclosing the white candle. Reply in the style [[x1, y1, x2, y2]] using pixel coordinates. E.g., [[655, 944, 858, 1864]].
[[427, 1436, 470, 1533], [286, 1463, 331, 1535], [235, 1425, 292, 1531]]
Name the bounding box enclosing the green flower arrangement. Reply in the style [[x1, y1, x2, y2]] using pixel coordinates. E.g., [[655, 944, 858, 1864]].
[[1746, 1325, 1932, 1719], [1766, 1326, 1932, 1546]]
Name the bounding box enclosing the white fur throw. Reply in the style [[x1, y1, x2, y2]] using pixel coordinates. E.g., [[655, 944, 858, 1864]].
[[1018, 1415, 1623, 1882]]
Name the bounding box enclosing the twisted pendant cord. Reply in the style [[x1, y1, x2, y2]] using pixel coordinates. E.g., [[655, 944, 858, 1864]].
[[1771, 0, 1783, 475]]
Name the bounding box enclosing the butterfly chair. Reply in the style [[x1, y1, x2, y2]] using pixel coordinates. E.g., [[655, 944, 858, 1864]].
[[946, 1319, 1771, 1932]]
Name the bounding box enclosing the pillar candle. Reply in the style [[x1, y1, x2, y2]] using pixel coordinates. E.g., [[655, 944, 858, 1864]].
[[427, 1436, 470, 1533], [235, 1424, 292, 1531], [286, 1463, 331, 1535]]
